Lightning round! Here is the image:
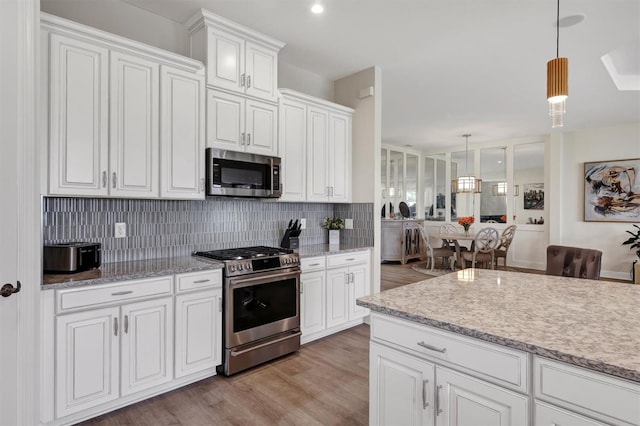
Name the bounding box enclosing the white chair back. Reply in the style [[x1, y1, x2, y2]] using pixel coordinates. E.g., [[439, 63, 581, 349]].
[[440, 223, 457, 234], [498, 225, 517, 250], [473, 227, 499, 253]]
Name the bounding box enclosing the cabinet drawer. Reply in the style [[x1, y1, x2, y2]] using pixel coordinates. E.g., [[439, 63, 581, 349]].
[[370, 314, 528, 393], [535, 401, 608, 426], [534, 356, 640, 425], [326, 250, 369, 268], [300, 256, 326, 272], [56, 276, 173, 313], [176, 270, 222, 293]]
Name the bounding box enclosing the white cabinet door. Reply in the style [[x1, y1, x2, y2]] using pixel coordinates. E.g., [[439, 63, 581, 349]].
[[535, 401, 607, 426], [206, 89, 244, 150], [245, 41, 278, 102], [301, 270, 326, 337], [175, 289, 222, 378], [306, 107, 330, 202], [48, 33, 109, 196], [55, 307, 119, 418], [160, 66, 205, 199], [329, 112, 351, 202], [348, 263, 370, 321], [120, 297, 173, 396], [110, 51, 159, 198], [436, 367, 529, 426], [326, 266, 349, 329], [207, 28, 244, 93], [245, 98, 277, 156], [370, 342, 435, 426], [278, 98, 306, 201]]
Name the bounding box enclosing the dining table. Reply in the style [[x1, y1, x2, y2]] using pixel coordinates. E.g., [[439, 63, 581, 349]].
[[432, 232, 477, 269]]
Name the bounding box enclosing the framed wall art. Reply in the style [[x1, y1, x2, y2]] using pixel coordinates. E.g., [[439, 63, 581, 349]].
[[584, 158, 640, 222], [523, 183, 544, 210]]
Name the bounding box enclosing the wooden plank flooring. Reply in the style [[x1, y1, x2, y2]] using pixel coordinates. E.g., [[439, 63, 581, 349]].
[[81, 324, 370, 426], [380, 261, 435, 291]]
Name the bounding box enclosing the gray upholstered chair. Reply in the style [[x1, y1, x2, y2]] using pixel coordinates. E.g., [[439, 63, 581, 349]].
[[460, 227, 499, 269], [417, 225, 455, 271], [494, 225, 517, 270], [545, 245, 602, 280]]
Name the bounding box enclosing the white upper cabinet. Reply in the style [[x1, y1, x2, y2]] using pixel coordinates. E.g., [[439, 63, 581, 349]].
[[48, 33, 109, 197], [207, 89, 277, 155], [109, 52, 159, 198], [279, 89, 354, 203], [42, 13, 205, 200], [187, 9, 285, 103], [160, 66, 205, 199]]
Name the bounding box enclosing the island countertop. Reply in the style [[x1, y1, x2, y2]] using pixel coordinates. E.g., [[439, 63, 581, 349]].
[[357, 269, 640, 383]]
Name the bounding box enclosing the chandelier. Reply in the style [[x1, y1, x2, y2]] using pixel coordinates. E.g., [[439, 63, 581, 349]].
[[547, 0, 569, 128], [452, 134, 482, 193]]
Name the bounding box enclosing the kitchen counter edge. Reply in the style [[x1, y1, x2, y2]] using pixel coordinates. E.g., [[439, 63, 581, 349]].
[[296, 244, 372, 258], [42, 257, 224, 290]]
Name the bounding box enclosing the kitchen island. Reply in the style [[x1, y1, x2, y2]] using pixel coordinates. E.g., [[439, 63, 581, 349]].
[[357, 269, 640, 425]]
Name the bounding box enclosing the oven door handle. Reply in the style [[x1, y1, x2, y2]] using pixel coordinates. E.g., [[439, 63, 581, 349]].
[[229, 269, 300, 288], [230, 331, 302, 357]]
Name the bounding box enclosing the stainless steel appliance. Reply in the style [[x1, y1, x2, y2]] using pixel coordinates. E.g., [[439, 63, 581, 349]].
[[206, 148, 282, 198], [43, 242, 101, 273], [193, 246, 300, 375]]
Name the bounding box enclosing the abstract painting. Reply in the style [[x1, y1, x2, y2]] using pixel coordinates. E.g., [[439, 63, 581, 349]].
[[584, 158, 640, 222], [523, 183, 544, 210]]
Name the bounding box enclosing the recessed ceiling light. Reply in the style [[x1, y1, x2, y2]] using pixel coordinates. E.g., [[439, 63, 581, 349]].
[[311, 3, 324, 14]]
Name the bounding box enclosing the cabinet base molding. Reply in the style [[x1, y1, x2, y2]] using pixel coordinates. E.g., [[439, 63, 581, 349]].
[[41, 368, 217, 426]]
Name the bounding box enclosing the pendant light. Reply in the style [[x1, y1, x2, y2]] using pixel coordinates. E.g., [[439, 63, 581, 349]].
[[452, 134, 482, 193], [492, 148, 520, 196], [547, 0, 568, 128]]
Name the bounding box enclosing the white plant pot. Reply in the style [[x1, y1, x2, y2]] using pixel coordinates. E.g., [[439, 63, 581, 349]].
[[329, 230, 340, 246]]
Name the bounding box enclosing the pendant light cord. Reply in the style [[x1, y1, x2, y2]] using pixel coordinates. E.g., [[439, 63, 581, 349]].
[[556, 0, 560, 58]]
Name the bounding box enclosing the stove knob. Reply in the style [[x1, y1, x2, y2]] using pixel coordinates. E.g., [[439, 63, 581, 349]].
[[245, 262, 251, 270], [229, 265, 236, 272]]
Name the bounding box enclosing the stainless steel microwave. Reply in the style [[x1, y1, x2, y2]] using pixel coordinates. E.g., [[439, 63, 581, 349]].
[[205, 148, 282, 198]]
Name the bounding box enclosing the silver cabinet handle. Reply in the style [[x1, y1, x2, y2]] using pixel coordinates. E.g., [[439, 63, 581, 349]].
[[124, 314, 129, 334], [350, 272, 354, 283], [417, 341, 447, 353], [114, 317, 118, 336], [112, 172, 117, 189], [241, 132, 246, 145], [218, 298, 222, 313], [345, 273, 349, 285], [247, 75, 251, 88], [300, 282, 303, 294], [240, 73, 246, 87], [346, 258, 356, 261], [111, 291, 133, 296], [309, 263, 320, 267], [200, 178, 205, 191], [193, 279, 210, 284], [102, 171, 107, 188], [422, 379, 429, 409], [246, 133, 251, 145], [330, 186, 334, 196], [326, 186, 330, 196], [436, 384, 443, 415]]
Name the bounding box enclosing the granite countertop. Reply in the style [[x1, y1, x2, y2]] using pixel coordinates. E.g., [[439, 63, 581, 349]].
[[42, 256, 223, 290], [296, 244, 372, 258], [357, 269, 640, 383]]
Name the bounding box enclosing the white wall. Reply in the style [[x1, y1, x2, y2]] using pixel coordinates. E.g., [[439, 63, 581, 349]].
[[278, 62, 333, 101], [560, 123, 640, 280], [40, 0, 189, 55], [333, 66, 382, 294]]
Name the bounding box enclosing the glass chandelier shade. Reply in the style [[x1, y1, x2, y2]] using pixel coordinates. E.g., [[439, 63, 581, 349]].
[[452, 134, 482, 194], [547, 0, 568, 128]]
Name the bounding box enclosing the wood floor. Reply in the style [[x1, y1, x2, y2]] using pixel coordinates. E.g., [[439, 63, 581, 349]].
[[82, 324, 370, 426]]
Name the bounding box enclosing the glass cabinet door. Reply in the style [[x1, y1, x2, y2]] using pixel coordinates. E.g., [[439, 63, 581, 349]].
[[425, 154, 446, 221], [405, 154, 418, 218], [480, 147, 507, 223], [514, 142, 545, 225], [388, 150, 404, 218]]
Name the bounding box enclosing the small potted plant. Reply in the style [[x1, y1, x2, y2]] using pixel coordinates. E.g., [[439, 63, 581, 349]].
[[622, 224, 640, 284], [322, 217, 344, 245], [457, 216, 475, 236]]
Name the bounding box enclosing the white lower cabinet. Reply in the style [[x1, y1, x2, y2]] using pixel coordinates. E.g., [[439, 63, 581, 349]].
[[535, 401, 607, 426], [55, 306, 119, 418], [300, 250, 370, 344], [44, 269, 223, 424], [174, 287, 222, 378], [120, 297, 173, 396]]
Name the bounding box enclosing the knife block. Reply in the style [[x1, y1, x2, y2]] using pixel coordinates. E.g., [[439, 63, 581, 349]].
[[280, 230, 299, 249]]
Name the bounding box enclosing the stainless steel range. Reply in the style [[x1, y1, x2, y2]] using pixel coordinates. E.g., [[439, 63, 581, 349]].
[[193, 246, 300, 375]]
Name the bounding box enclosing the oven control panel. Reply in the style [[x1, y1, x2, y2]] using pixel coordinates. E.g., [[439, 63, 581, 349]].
[[225, 253, 299, 276]]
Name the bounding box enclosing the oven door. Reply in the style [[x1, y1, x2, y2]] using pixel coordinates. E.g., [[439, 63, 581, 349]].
[[225, 268, 300, 348]]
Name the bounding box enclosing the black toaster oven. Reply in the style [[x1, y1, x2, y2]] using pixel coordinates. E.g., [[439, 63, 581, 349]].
[[43, 242, 101, 273]]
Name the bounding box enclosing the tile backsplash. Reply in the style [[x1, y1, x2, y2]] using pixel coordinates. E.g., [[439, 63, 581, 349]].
[[43, 197, 374, 263]]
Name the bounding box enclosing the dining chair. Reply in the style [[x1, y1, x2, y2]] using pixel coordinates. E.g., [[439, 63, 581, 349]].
[[486, 219, 498, 223], [417, 225, 455, 271], [460, 227, 499, 269], [494, 225, 517, 270], [545, 245, 602, 280]]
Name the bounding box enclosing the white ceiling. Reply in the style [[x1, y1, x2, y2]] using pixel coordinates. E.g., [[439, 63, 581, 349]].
[[50, 0, 640, 152]]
